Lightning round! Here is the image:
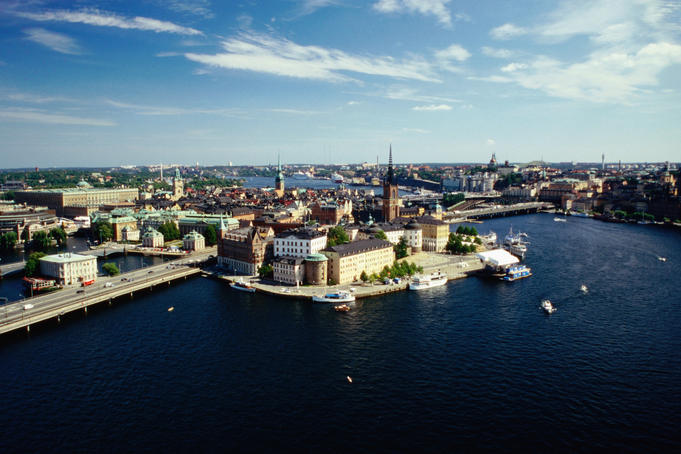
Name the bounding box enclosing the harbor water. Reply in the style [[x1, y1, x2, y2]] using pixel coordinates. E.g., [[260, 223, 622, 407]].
[[0, 214, 680, 452]]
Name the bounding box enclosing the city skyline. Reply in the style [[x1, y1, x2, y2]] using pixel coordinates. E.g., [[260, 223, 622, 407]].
[[1, 0, 680, 167]]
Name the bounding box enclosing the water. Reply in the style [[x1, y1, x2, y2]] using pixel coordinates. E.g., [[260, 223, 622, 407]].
[[1, 214, 680, 452]]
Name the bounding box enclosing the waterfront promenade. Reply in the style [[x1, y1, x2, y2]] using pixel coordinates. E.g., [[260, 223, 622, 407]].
[[0, 248, 215, 335]]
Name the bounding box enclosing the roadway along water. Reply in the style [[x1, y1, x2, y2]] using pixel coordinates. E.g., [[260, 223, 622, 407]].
[[0, 214, 679, 452]]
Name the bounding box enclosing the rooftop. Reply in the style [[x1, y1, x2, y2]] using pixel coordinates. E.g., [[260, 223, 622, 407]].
[[323, 238, 393, 257], [40, 253, 96, 264]]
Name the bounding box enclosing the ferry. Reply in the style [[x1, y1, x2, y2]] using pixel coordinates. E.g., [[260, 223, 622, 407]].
[[312, 291, 355, 303], [331, 173, 344, 184], [292, 171, 312, 180], [230, 279, 256, 293], [501, 265, 532, 281], [409, 272, 448, 290], [541, 299, 557, 314]]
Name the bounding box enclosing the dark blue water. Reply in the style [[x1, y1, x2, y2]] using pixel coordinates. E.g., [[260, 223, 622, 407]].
[[1, 214, 680, 452]]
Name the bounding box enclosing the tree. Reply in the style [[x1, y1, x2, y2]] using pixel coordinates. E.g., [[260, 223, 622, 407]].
[[157, 222, 180, 241], [3, 190, 15, 201], [360, 270, 369, 282], [102, 263, 120, 276], [49, 227, 67, 247], [93, 220, 113, 242], [394, 237, 408, 259], [442, 192, 465, 207], [0, 232, 17, 250], [204, 224, 217, 246], [373, 230, 388, 240], [24, 252, 46, 277], [21, 228, 30, 243], [257, 264, 273, 279], [31, 230, 51, 251], [327, 225, 349, 247]]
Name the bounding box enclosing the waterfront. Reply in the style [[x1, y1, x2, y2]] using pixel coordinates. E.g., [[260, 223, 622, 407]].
[[0, 214, 680, 452]]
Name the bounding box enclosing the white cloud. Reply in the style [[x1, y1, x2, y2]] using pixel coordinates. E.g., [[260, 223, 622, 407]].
[[412, 104, 452, 111], [156, 51, 181, 57], [164, 0, 214, 19], [373, 0, 453, 27], [105, 99, 245, 116], [402, 127, 430, 133], [0, 108, 115, 126], [16, 8, 202, 35], [5, 92, 76, 103], [435, 44, 471, 62], [486, 138, 496, 146], [24, 28, 82, 55], [347, 100, 360, 105], [185, 32, 439, 83], [481, 46, 514, 59], [500, 62, 527, 72], [297, 0, 341, 15], [490, 23, 527, 40]]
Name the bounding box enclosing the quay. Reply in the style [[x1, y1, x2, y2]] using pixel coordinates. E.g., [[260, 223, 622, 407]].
[[0, 250, 214, 336]]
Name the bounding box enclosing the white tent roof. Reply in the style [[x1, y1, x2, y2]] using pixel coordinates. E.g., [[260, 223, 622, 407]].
[[476, 249, 519, 267]]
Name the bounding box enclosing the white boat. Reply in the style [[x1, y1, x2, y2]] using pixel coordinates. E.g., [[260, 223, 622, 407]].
[[480, 231, 497, 246], [230, 279, 256, 293], [554, 217, 567, 222], [409, 271, 448, 290], [331, 173, 344, 184], [503, 227, 528, 260], [292, 171, 312, 180], [580, 284, 588, 293], [541, 299, 557, 314], [312, 291, 355, 303], [501, 265, 532, 281], [572, 211, 591, 218], [334, 304, 351, 312], [658, 256, 667, 262]]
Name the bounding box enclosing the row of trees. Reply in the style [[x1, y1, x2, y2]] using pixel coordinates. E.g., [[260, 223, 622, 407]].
[[0, 231, 17, 250], [102, 263, 120, 276], [612, 210, 656, 222], [158, 222, 181, 241], [360, 261, 424, 283], [92, 220, 113, 243], [446, 232, 481, 255], [455, 225, 478, 236], [442, 192, 465, 207]]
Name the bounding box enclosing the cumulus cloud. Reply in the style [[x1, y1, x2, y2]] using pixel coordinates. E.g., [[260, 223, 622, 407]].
[[185, 32, 439, 83], [490, 23, 527, 40], [500, 62, 527, 72], [24, 28, 82, 55], [412, 104, 452, 111], [435, 44, 471, 61], [16, 8, 202, 35], [373, 0, 453, 27]]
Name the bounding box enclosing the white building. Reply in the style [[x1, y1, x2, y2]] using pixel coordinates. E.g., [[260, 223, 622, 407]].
[[274, 228, 327, 258], [142, 227, 164, 248], [183, 230, 205, 251], [272, 256, 305, 285], [121, 226, 140, 242], [39, 253, 98, 286]]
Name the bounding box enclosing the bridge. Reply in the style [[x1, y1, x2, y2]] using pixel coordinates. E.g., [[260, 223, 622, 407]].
[[445, 202, 551, 220], [0, 249, 215, 336], [0, 261, 26, 277]]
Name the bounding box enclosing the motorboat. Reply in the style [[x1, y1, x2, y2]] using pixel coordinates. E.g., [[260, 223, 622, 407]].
[[658, 256, 667, 262], [167, 307, 174, 312], [580, 284, 588, 293], [409, 271, 448, 290], [230, 279, 256, 293], [480, 231, 497, 246], [554, 217, 567, 222], [501, 265, 532, 281], [312, 291, 355, 303], [334, 304, 351, 312], [541, 299, 557, 314]]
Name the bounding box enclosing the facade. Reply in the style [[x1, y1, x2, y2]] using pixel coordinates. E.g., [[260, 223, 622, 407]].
[[121, 226, 140, 242], [272, 256, 305, 285], [403, 219, 423, 253], [217, 226, 274, 275], [304, 253, 328, 285], [382, 146, 400, 222], [172, 167, 184, 201], [110, 216, 138, 242], [417, 215, 449, 252], [322, 238, 395, 285], [309, 200, 353, 225], [39, 253, 97, 286], [274, 228, 327, 258], [142, 227, 164, 248], [183, 230, 205, 251], [15, 187, 138, 216]]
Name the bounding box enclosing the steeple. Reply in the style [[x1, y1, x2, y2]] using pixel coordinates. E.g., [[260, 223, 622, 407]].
[[386, 144, 396, 184], [274, 152, 285, 195]]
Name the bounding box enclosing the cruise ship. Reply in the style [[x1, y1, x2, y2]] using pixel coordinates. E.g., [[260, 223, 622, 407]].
[[291, 171, 313, 180], [331, 173, 344, 184], [409, 272, 448, 290]]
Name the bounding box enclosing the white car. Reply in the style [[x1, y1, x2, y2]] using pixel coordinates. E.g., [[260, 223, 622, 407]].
[[23, 304, 34, 310]]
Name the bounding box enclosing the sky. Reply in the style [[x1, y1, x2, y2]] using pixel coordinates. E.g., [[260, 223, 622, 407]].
[[1, 0, 680, 168]]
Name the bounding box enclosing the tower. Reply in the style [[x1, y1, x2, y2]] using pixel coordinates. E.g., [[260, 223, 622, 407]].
[[382, 145, 399, 222], [173, 167, 184, 200], [602, 153, 605, 171], [274, 153, 285, 197]]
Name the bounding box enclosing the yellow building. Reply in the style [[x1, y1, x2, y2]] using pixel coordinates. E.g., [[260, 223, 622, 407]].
[[322, 238, 395, 284], [417, 215, 449, 252]]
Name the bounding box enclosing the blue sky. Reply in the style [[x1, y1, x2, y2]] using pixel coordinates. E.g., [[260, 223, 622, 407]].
[[1, 0, 680, 167]]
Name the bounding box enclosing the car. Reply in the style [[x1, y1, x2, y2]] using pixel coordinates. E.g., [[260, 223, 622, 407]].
[[77, 290, 85, 294], [22, 304, 34, 310], [147, 270, 154, 274], [121, 277, 128, 281], [105, 282, 114, 288]]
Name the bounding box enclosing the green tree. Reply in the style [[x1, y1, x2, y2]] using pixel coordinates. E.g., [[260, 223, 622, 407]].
[[474, 237, 482, 245], [21, 228, 30, 243], [0, 232, 18, 250], [327, 225, 349, 247], [394, 237, 408, 259], [257, 263, 273, 278], [49, 227, 67, 247], [31, 230, 51, 251], [102, 263, 120, 276], [442, 192, 465, 207], [360, 270, 369, 282], [373, 230, 388, 240], [93, 220, 113, 242], [158, 222, 180, 241], [204, 224, 217, 246], [3, 190, 15, 201], [24, 252, 46, 277]]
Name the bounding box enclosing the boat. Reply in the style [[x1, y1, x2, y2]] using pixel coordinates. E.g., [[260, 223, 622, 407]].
[[230, 279, 256, 293], [501, 264, 532, 281], [480, 231, 497, 246], [334, 304, 351, 312], [658, 256, 667, 262], [580, 284, 588, 293], [331, 173, 344, 184], [408, 271, 448, 290], [291, 171, 311, 180], [312, 291, 355, 303], [572, 211, 591, 218], [554, 217, 567, 222], [167, 307, 174, 312], [503, 227, 528, 260], [541, 299, 557, 314], [347, 376, 353, 383]]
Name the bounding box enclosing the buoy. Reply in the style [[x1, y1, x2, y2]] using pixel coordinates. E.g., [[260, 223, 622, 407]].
[[168, 307, 174, 312], [347, 376, 353, 383]]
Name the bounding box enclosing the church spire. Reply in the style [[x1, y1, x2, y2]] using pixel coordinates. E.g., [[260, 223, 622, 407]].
[[386, 144, 395, 184]]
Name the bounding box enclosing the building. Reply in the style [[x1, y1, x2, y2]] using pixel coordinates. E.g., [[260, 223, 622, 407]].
[[417, 215, 449, 252], [15, 187, 138, 217], [304, 253, 328, 285], [121, 226, 140, 242], [403, 219, 423, 253], [0, 204, 59, 240], [272, 256, 305, 285], [217, 226, 274, 275], [183, 230, 205, 251], [110, 216, 138, 242], [309, 200, 353, 225], [274, 228, 327, 258], [142, 227, 164, 248], [274, 154, 285, 198], [322, 238, 395, 284], [172, 167, 184, 201], [39, 253, 97, 286], [382, 146, 400, 222], [178, 214, 239, 236]]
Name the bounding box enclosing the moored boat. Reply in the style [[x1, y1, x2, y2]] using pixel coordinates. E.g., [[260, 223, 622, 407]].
[[501, 264, 532, 281], [312, 291, 355, 303], [230, 279, 256, 293], [408, 271, 448, 290], [334, 304, 351, 312]]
